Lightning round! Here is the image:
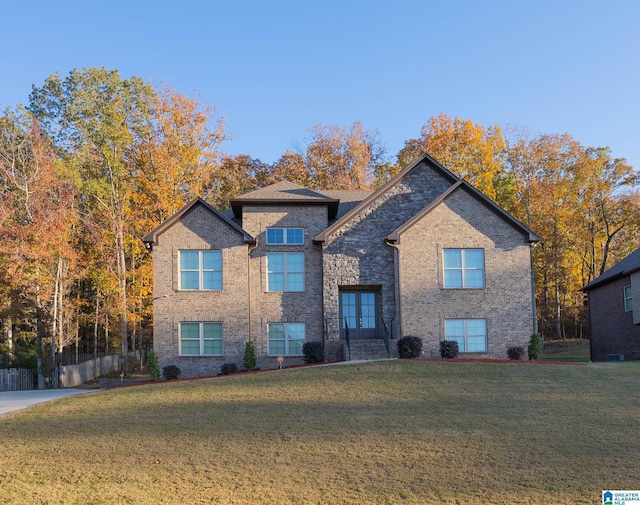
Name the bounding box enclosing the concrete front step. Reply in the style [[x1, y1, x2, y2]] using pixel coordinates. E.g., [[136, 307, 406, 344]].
[[344, 339, 396, 361]]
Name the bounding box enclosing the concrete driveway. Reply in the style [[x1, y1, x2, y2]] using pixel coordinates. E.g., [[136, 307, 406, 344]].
[[0, 389, 96, 416]]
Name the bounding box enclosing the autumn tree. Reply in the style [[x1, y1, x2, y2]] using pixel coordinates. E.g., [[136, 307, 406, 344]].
[[203, 154, 272, 209], [130, 87, 227, 232], [271, 151, 309, 187], [298, 121, 385, 190], [0, 108, 77, 386], [390, 114, 508, 205], [29, 67, 156, 363], [505, 132, 639, 339]]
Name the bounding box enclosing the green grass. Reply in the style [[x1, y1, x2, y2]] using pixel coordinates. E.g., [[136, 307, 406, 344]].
[[541, 339, 591, 362], [1, 360, 638, 504]]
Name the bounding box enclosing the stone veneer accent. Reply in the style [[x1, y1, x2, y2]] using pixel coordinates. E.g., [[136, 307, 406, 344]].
[[321, 162, 455, 361]]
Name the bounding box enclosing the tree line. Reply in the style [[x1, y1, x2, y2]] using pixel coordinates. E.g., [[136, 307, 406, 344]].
[[1, 67, 638, 379]]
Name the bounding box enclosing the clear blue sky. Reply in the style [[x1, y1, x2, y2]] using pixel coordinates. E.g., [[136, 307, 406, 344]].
[[2, 0, 638, 169]]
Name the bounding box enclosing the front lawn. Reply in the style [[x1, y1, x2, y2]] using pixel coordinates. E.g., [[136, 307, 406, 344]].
[[541, 338, 591, 362], [0, 360, 638, 504]]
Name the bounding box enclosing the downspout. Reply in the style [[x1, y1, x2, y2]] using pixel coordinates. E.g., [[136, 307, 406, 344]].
[[247, 240, 258, 343], [386, 240, 402, 341], [530, 242, 539, 336]]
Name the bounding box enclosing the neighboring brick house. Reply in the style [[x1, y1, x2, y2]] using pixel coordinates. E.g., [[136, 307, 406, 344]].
[[582, 248, 640, 361], [143, 154, 539, 377]]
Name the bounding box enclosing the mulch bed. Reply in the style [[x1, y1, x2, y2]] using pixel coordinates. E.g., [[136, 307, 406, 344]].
[[95, 358, 585, 389]]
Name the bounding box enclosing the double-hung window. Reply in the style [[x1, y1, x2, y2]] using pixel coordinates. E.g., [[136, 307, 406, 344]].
[[443, 249, 485, 288], [267, 253, 304, 291], [268, 323, 305, 356], [266, 227, 304, 245], [179, 250, 222, 290], [445, 319, 487, 352], [624, 285, 633, 312], [180, 322, 223, 356]]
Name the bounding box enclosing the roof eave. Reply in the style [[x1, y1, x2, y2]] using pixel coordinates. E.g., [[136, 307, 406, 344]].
[[142, 197, 255, 250], [231, 198, 340, 220]]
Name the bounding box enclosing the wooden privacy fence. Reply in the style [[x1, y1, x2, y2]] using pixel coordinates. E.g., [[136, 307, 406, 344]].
[[0, 368, 35, 391], [60, 351, 139, 388], [0, 351, 140, 391]]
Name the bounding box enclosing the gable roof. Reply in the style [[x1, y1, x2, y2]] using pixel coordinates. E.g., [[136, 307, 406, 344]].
[[385, 179, 540, 244], [320, 189, 373, 219], [314, 153, 539, 244], [230, 181, 341, 219], [142, 197, 255, 250], [582, 248, 640, 291]]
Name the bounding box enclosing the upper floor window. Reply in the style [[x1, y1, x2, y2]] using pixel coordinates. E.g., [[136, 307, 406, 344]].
[[180, 322, 223, 356], [443, 249, 485, 288], [624, 285, 633, 312], [267, 253, 304, 292], [268, 323, 305, 356], [179, 250, 222, 290], [266, 227, 304, 245], [445, 319, 487, 352]]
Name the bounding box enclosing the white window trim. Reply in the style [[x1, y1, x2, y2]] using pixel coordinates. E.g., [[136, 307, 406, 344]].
[[179, 322, 224, 357], [266, 252, 305, 292], [443, 248, 485, 289], [266, 227, 304, 245], [178, 250, 222, 291], [267, 323, 306, 357], [624, 285, 633, 312], [445, 318, 487, 353]]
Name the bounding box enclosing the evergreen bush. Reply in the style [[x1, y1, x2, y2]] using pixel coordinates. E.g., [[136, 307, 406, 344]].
[[162, 364, 181, 380], [528, 333, 543, 360], [397, 336, 423, 359], [221, 363, 238, 374], [302, 342, 324, 363], [243, 341, 257, 370], [146, 349, 160, 379], [507, 346, 525, 360], [440, 340, 459, 359]]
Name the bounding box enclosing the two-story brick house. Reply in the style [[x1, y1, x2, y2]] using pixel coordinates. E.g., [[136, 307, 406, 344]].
[[143, 154, 539, 377]]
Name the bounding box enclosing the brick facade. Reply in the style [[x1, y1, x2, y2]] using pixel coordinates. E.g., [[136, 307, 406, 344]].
[[587, 276, 640, 361], [150, 204, 251, 377], [395, 188, 534, 358], [145, 155, 539, 377], [242, 205, 326, 368]]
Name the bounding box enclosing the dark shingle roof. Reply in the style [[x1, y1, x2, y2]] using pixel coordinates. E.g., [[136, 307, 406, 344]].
[[232, 181, 333, 202], [229, 181, 371, 220], [582, 248, 640, 291], [320, 190, 373, 219]]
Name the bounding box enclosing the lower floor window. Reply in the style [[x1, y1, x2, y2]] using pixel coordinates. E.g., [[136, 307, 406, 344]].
[[180, 322, 223, 356], [268, 323, 305, 356], [445, 319, 487, 352]]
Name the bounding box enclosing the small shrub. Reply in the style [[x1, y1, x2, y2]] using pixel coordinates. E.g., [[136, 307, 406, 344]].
[[243, 341, 257, 370], [397, 336, 423, 359], [220, 362, 238, 375], [440, 340, 459, 359], [146, 349, 160, 379], [528, 333, 543, 360], [302, 341, 324, 363], [507, 346, 524, 360], [162, 364, 181, 380]]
